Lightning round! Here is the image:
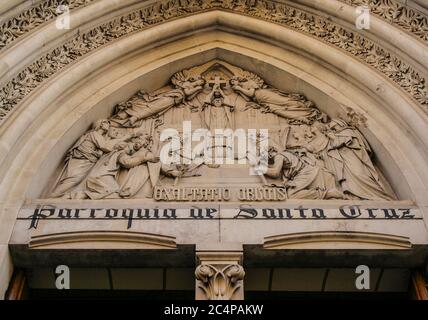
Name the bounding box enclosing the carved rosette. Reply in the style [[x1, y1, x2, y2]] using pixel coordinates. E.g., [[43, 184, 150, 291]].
[[195, 264, 245, 300]]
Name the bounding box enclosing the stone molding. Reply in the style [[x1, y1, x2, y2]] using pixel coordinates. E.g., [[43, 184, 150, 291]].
[[0, 0, 426, 53], [0, 0, 427, 126], [0, 0, 96, 51], [29, 230, 177, 249], [263, 231, 412, 249], [341, 0, 428, 42]]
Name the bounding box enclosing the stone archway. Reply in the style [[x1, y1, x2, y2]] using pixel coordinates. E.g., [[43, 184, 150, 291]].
[[1, 1, 427, 298]]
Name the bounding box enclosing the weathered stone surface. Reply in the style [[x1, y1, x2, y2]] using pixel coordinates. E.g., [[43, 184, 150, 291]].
[[1, 0, 428, 300], [0, 0, 427, 126], [47, 61, 395, 201]]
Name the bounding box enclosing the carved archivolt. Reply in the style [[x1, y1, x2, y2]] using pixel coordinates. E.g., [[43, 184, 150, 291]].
[[0, 0, 95, 51], [0, 0, 426, 53], [342, 0, 428, 42], [0, 0, 427, 125]]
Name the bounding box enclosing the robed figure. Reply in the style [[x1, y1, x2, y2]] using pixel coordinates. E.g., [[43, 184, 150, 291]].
[[324, 119, 393, 200], [305, 120, 393, 200], [110, 76, 205, 128], [231, 77, 320, 124], [265, 147, 343, 200], [117, 138, 161, 199], [201, 79, 235, 130], [110, 89, 185, 128], [50, 119, 134, 198]]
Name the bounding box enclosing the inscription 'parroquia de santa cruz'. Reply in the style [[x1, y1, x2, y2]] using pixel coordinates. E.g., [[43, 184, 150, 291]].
[[2, 0, 428, 302]]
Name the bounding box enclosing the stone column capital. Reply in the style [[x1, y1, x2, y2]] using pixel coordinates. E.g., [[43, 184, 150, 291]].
[[195, 243, 244, 300]]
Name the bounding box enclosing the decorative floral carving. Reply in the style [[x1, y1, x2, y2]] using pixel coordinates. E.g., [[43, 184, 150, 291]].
[[195, 264, 245, 300], [341, 0, 428, 42], [0, 0, 427, 124], [0, 0, 95, 51], [1, 0, 426, 52]]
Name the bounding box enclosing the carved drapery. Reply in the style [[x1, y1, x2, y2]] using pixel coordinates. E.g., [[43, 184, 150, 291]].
[[47, 61, 396, 201], [0, 0, 427, 125]]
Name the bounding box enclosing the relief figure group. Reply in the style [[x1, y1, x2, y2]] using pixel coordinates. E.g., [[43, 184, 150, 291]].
[[49, 62, 394, 201]]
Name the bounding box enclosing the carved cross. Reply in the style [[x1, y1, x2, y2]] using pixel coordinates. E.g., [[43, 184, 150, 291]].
[[207, 76, 228, 89]]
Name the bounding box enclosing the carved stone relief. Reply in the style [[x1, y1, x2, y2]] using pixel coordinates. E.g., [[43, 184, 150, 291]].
[[342, 0, 428, 42], [47, 61, 395, 201], [195, 264, 245, 300], [1, 0, 425, 53], [0, 0, 427, 126], [0, 0, 96, 51], [195, 248, 245, 301]]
